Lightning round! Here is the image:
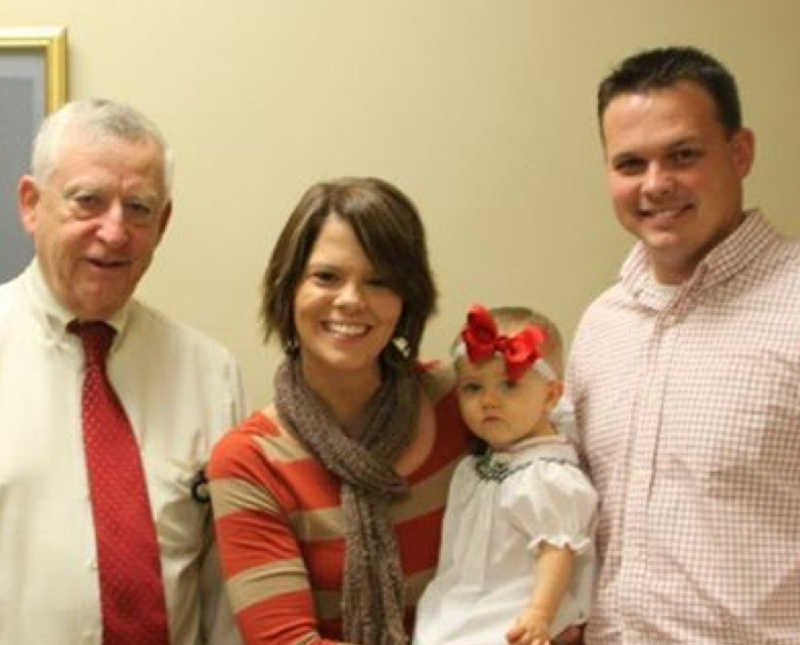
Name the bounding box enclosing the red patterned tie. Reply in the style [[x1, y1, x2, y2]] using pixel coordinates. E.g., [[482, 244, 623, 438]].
[[70, 321, 170, 644]]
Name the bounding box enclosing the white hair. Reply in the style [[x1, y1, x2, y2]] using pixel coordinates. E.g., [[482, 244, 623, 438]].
[[31, 97, 174, 196]]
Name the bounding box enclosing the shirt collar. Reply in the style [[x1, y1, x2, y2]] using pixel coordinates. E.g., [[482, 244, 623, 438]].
[[619, 209, 776, 309], [507, 433, 570, 452], [495, 433, 573, 460], [21, 258, 133, 345]]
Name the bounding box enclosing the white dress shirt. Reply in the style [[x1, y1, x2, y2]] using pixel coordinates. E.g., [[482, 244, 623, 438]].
[[0, 260, 246, 644]]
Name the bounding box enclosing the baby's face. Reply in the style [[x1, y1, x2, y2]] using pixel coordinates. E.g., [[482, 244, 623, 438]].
[[455, 355, 562, 450]]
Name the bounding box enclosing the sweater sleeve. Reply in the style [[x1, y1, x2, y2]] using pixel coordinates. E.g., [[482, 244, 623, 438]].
[[207, 416, 336, 645]]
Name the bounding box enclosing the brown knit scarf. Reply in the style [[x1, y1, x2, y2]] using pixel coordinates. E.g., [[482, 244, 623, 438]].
[[274, 357, 420, 645]]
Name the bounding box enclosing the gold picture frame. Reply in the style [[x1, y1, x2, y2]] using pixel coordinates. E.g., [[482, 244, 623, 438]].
[[0, 25, 67, 113], [0, 25, 67, 281]]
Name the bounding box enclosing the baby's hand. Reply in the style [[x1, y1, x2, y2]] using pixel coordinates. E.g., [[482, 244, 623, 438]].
[[506, 610, 551, 645]]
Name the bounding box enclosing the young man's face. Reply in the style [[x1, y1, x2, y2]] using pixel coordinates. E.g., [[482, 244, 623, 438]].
[[602, 81, 754, 284]]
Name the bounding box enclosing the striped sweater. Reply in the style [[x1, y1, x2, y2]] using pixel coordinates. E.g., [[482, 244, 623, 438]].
[[208, 370, 469, 644]]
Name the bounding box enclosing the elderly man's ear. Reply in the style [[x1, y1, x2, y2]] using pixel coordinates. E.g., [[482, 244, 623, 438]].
[[18, 175, 41, 236], [157, 200, 173, 238]]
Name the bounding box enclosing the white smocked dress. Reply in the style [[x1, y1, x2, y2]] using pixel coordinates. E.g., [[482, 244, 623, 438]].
[[413, 434, 598, 645]]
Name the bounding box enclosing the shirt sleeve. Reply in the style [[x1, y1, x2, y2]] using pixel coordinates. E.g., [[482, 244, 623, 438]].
[[564, 311, 593, 459], [228, 359, 248, 429], [198, 533, 242, 644], [201, 352, 249, 644], [207, 424, 335, 645], [502, 460, 598, 555]]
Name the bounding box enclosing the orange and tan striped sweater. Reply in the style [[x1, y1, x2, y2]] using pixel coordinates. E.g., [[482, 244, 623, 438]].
[[208, 372, 469, 644]]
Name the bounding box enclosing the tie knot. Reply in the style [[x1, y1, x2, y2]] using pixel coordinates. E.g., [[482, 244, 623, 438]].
[[68, 320, 116, 367]]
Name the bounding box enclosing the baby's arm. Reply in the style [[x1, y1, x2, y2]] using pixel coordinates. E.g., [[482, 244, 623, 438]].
[[506, 543, 574, 645]]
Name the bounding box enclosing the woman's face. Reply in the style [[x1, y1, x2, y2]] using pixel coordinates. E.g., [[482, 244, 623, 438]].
[[293, 214, 403, 385]]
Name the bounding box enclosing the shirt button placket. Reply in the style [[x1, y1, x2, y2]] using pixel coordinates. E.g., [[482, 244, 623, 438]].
[[619, 313, 665, 635]]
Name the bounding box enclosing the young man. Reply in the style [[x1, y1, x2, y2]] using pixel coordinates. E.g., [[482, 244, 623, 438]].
[[568, 47, 800, 643], [0, 98, 245, 644]]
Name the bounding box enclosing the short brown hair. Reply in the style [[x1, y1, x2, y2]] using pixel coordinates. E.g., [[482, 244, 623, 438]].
[[261, 177, 437, 364]]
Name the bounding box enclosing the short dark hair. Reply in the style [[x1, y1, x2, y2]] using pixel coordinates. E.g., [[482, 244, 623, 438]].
[[597, 46, 742, 136], [261, 177, 437, 365]]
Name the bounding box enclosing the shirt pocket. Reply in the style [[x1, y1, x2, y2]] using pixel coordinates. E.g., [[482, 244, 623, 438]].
[[697, 348, 800, 499]]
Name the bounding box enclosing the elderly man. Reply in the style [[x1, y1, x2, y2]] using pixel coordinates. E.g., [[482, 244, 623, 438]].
[[0, 98, 245, 644], [567, 46, 800, 643]]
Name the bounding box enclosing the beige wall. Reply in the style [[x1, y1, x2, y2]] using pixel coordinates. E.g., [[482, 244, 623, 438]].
[[4, 1, 799, 407]]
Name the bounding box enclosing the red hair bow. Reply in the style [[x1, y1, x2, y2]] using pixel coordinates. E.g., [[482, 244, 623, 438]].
[[460, 305, 547, 382]]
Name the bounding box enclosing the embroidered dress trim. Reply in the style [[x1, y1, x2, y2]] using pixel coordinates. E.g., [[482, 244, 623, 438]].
[[474, 450, 532, 482]]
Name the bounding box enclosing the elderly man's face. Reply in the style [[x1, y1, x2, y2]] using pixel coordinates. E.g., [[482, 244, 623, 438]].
[[18, 128, 171, 320]]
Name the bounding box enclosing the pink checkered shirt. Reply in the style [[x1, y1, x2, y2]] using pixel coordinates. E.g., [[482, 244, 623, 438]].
[[567, 210, 800, 644]]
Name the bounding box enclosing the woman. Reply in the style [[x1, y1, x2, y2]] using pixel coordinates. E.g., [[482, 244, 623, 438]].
[[208, 177, 469, 645]]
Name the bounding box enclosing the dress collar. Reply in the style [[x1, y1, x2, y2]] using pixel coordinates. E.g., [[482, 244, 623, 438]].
[[474, 434, 576, 482], [502, 433, 571, 455]]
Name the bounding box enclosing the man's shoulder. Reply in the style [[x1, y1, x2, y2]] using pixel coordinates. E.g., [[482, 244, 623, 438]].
[[730, 210, 800, 276], [730, 221, 800, 304], [126, 299, 237, 365], [763, 227, 800, 268], [0, 274, 25, 326]]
